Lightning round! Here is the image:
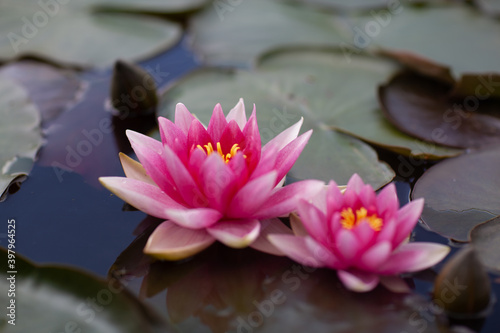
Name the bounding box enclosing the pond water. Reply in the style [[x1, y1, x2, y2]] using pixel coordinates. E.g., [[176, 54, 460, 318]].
[[1, 35, 500, 333]]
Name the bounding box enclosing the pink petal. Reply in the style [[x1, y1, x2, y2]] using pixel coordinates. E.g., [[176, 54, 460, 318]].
[[158, 117, 188, 162], [297, 199, 328, 245], [198, 154, 237, 212], [255, 180, 325, 219], [228, 152, 249, 187], [376, 183, 399, 218], [144, 221, 215, 260], [250, 218, 293, 256], [392, 198, 424, 247], [359, 184, 376, 212], [207, 103, 228, 143], [187, 118, 212, 150], [219, 120, 245, 153], [378, 242, 450, 275], [346, 173, 365, 193], [241, 107, 261, 172], [325, 180, 344, 218], [163, 144, 208, 207], [207, 219, 261, 248], [99, 177, 185, 219], [248, 144, 279, 181], [174, 103, 196, 135], [379, 276, 411, 293], [289, 213, 308, 236], [164, 206, 222, 228], [227, 172, 278, 218], [334, 228, 361, 263], [267, 234, 323, 267], [262, 117, 303, 152], [226, 98, 247, 130], [352, 221, 376, 246], [337, 270, 380, 293], [119, 153, 155, 186], [274, 130, 313, 182], [305, 237, 344, 269], [358, 241, 392, 272]]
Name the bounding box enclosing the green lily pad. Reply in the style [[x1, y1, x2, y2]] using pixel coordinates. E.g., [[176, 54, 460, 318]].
[[0, 61, 83, 124], [288, 0, 400, 11], [471, 216, 500, 274], [0, 79, 42, 200], [91, 0, 210, 14], [0, 248, 170, 332], [346, 5, 500, 80], [412, 148, 500, 242], [475, 0, 500, 17], [0, 1, 182, 68], [379, 72, 500, 149], [189, 0, 346, 67], [158, 66, 394, 188]]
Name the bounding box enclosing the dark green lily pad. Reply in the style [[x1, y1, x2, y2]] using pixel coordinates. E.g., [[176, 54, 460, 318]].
[[0, 79, 42, 199], [346, 5, 500, 81], [0, 1, 182, 67], [471, 216, 500, 274], [158, 59, 395, 188], [412, 148, 500, 242], [0, 248, 171, 332], [288, 0, 390, 11], [475, 0, 500, 17], [0, 61, 84, 124], [379, 72, 500, 149], [189, 0, 345, 67], [91, 0, 210, 14]]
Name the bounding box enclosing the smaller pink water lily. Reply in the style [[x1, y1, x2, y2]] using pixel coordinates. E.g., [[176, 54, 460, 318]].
[[100, 99, 324, 260], [268, 174, 450, 293]]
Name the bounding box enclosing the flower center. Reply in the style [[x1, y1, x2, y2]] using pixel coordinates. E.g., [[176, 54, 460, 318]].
[[197, 142, 244, 163], [340, 207, 382, 231]]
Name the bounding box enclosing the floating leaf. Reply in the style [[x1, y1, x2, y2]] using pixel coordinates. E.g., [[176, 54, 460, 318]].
[[0, 1, 182, 67], [189, 0, 346, 67], [346, 5, 500, 80], [471, 216, 500, 274], [412, 148, 500, 242], [379, 72, 500, 149], [0, 60, 83, 123], [0, 248, 171, 333], [475, 0, 500, 17], [91, 0, 210, 15], [0, 79, 42, 199], [158, 52, 396, 188]]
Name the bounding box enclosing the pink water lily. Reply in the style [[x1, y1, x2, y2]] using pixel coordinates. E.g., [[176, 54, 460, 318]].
[[268, 174, 450, 293], [100, 99, 323, 260]]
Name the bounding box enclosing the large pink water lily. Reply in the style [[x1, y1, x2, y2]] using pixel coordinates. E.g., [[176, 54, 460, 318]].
[[268, 174, 450, 293], [100, 99, 323, 260]]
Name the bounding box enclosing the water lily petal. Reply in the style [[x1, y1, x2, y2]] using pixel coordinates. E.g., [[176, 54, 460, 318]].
[[250, 218, 292, 256], [207, 103, 227, 143], [290, 212, 308, 236], [187, 118, 212, 150], [119, 152, 155, 186], [359, 240, 392, 271], [227, 171, 278, 218], [99, 177, 185, 219], [378, 242, 450, 275], [267, 235, 323, 267], [326, 180, 344, 217], [158, 116, 188, 162], [376, 183, 399, 218], [144, 221, 215, 260], [198, 154, 237, 212], [346, 174, 365, 193], [335, 228, 361, 263], [262, 117, 303, 152], [305, 237, 344, 269], [226, 98, 247, 130], [337, 270, 380, 293], [165, 207, 223, 229], [174, 103, 196, 135], [392, 198, 424, 247], [274, 130, 313, 182], [256, 180, 325, 219], [242, 106, 261, 172], [207, 219, 260, 248], [379, 276, 411, 293], [297, 199, 328, 244], [219, 119, 245, 153]]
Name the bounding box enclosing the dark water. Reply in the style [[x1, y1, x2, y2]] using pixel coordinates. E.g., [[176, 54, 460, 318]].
[[1, 37, 499, 332]]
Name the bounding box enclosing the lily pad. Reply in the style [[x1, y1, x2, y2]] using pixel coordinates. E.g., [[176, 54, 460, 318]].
[[288, 0, 401, 11], [475, 0, 500, 17], [471, 216, 500, 274], [158, 66, 395, 188], [0, 61, 84, 124], [379, 72, 500, 149], [91, 0, 210, 14], [412, 148, 500, 242], [0, 248, 170, 332], [0, 1, 182, 67], [189, 0, 346, 67], [0, 79, 42, 199], [346, 5, 500, 80]]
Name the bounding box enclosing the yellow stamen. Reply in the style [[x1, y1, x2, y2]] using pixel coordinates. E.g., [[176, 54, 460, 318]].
[[340, 207, 382, 231], [196, 142, 245, 163]]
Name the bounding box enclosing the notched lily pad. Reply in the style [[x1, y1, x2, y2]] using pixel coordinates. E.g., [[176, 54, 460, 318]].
[[379, 72, 500, 149], [412, 148, 500, 242], [0, 248, 170, 333], [0, 60, 84, 124], [0, 1, 182, 67], [0, 79, 42, 200], [471, 216, 500, 274]]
